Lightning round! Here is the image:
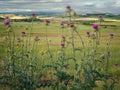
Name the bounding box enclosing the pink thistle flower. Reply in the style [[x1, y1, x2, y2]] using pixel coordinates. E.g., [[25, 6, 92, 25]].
[[17, 37, 21, 42], [92, 34, 96, 39], [66, 5, 71, 12], [5, 16, 9, 19], [21, 32, 26, 36], [34, 34, 40, 41], [86, 32, 90, 37], [62, 35, 65, 41], [66, 5, 71, 9], [114, 64, 119, 67], [63, 64, 69, 68], [44, 19, 50, 25], [70, 24, 74, 28], [69, 23, 75, 30], [31, 12, 35, 17], [92, 23, 99, 30], [62, 35, 65, 39], [61, 42, 65, 47], [66, 21, 71, 26], [4, 19, 10, 26], [61, 21, 64, 28], [98, 15, 103, 19], [109, 33, 114, 38]]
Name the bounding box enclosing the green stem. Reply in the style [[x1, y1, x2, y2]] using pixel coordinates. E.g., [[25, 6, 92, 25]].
[[75, 30, 85, 56], [69, 12, 71, 22], [45, 25, 52, 58], [71, 30, 75, 57], [105, 39, 111, 74]]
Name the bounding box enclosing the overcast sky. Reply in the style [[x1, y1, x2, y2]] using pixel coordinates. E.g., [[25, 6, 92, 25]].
[[0, 0, 120, 14]]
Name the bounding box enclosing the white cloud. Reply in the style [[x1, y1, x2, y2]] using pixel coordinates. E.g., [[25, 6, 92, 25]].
[[95, 4, 105, 8], [0, 0, 120, 14], [114, 0, 120, 8], [54, 0, 63, 2]]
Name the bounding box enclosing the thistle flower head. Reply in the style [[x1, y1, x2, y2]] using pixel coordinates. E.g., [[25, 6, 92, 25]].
[[98, 15, 103, 19], [4, 19, 10, 26], [92, 34, 96, 39], [17, 37, 21, 42], [66, 5, 71, 9], [31, 12, 35, 17], [114, 64, 119, 67], [61, 42, 65, 47], [21, 32, 26, 37], [5, 16, 9, 19], [86, 32, 90, 36], [92, 23, 99, 31], [69, 23, 75, 30], [66, 21, 71, 26], [66, 5, 71, 12], [61, 21, 64, 28], [70, 24, 74, 28], [62, 35, 65, 39], [63, 64, 69, 68], [109, 33, 114, 38], [34, 34, 40, 41], [44, 19, 50, 25]]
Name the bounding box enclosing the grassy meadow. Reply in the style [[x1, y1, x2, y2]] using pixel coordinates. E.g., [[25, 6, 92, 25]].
[[0, 17, 120, 90]]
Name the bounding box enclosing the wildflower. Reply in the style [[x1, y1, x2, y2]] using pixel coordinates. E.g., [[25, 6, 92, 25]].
[[66, 21, 71, 26], [63, 64, 69, 68], [4, 19, 10, 26], [92, 23, 99, 31], [70, 24, 74, 28], [44, 19, 50, 25], [113, 64, 119, 67], [66, 5, 71, 12], [62, 35, 65, 39], [21, 32, 26, 37], [31, 12, 35, 17], [86, 32, 90, 37], [61, 21, 64, 28], [62, 35, 65, 42], [109, 33, 114, 38], [70, 23, 75, 30], [92, 34, 96, 39], [66, 5, 71, 9], [61, 42, 65, 47], [98, 15, 103, 19], [34, 34, 40, 41], [17, 37, 21, 42], [5, 16, 9, 19]]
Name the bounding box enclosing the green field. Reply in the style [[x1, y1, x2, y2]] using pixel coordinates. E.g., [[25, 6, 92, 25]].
[[0, 17, 120, 90]]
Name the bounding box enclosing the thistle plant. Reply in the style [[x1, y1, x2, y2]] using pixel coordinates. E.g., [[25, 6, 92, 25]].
[[0, 13, 42, 90], [44, 19, 52, 58], [0, 6, 118, 90]]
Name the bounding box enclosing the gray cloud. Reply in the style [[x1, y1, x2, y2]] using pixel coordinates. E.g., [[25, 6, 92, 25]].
[[0, 0, 120, 14]]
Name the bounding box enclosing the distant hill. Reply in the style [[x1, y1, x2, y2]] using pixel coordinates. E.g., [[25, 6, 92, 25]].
[[0, 11, 63, 15]]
